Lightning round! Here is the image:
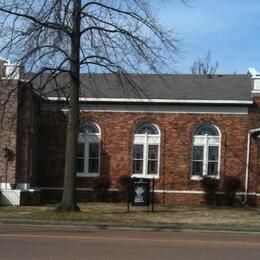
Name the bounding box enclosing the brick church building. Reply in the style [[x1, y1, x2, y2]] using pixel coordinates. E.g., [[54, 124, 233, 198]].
[[1, 59, 260, 205]]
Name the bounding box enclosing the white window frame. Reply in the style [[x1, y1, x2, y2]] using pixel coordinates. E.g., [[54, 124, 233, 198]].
[[77, 123, 101, 177], [132, 124, 160, 179], [191, 125, 221, 180]]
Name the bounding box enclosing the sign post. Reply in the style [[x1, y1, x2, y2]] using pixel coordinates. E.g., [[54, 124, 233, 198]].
[[151, 178, 155, 212], [131, 178, 150, 206], [126, 178, 150, 212], [127, 178, 155, 212]]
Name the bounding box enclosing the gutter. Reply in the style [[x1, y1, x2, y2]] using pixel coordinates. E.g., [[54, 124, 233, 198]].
[[243, 127, 260, 204], [45, 97, 253, 105]]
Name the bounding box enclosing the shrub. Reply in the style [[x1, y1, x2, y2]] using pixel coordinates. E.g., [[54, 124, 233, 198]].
[[223, 176, 241, 206], [94, 176, 111, 202], [117, 175, 132, 201], [200, 177, 219, 205]]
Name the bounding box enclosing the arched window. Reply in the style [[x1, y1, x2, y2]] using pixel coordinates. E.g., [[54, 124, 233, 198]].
[[192, 124, 221, 179], [77, 122, 101, 177], [132, 123, 160, 178], [135, 123, 159, 135], [79, 122, 100, 134]]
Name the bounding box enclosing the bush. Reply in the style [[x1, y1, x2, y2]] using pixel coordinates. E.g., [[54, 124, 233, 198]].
[[94, 176, 111, 202], [117, 175, 132, 201], [200, 177, 219, 205], [118, 175, 132, 187], [223, 176, 241, 206]]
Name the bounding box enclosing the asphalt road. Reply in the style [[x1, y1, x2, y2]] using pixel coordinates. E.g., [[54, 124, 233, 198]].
[[0, 226, 259, 260]]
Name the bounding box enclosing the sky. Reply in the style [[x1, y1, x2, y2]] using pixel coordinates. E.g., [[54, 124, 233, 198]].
[[155, 0, 260, 74]]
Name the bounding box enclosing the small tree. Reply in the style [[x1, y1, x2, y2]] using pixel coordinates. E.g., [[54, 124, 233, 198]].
[[191, 50, 219, 75], [94, 176, 111, 202], [223, 176, 241, 206], [117, 174, 132, 201], [201, 177, 219, 205]]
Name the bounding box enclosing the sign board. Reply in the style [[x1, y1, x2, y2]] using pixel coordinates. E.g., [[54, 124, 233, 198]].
[[131, 179, 150, 206]]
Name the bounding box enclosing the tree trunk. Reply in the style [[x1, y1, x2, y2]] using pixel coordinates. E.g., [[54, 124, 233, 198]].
[[56, 0, 81, 212]]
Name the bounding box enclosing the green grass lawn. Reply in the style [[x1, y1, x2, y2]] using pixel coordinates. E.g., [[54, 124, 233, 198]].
[[1, 203, 260, 231]]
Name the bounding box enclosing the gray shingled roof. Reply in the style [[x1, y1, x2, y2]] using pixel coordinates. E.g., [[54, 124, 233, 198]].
[[31, 73, 252, 102]]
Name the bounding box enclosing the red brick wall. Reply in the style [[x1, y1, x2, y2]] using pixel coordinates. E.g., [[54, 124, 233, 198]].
[[0, 80, 35, 186], [16, 83, 36, 185], [36, 111, 67, 187], [37, 109, 260, 205], [0, 79, 19, 184], [1, 75, 260, 205]]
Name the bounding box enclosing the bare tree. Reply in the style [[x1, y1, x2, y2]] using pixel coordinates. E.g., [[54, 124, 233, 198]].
[[191, 50, 219, 75], [0, 0, 179, 211]]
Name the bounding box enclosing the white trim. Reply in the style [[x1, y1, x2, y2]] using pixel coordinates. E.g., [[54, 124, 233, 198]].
[[16, 183, 31, 190], [249, 127, 260, 134], [248, 68, 260, 77], [76, 140, 101, 177], [66, 109, 248, 115], [77, 123, 101, 178], [191, 125, 221, 179], [132, 174, 160, 180], [244, 132, 251, 204], [251, 90, 260, 94], [132, 124, 161, 178], [39, 187, 118, 192], [0, 183, 13, 189], [190, 175, 220, 181], [154, 189, 204, 194], [244, 127, 260, 204], [39, 187, 93, 191], [37, 187, 260, 196], [59, 108, 249, 115], [77, 173, 99, 178], [46, 96, 253, 104], [45, 103, 249, 114]]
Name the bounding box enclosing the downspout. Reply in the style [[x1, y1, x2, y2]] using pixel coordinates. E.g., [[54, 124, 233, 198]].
[[243, 132, 251, 204], [243, 127, 260, 204]]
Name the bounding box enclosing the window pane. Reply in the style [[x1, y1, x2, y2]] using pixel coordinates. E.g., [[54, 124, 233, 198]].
[[135, 123, 158, 135], [192, 162, 203, 176], [80, 122, 99, 134], [77, 143, 85, 173], [148, 145, 158, 160], [133, 160, 143, 174], [88, 143, 99, 174], [208, 162, 218, 176], [147, 145, 159, 175], [88, 158, 99, 173], [148, 161, 158, 174], [89, 143, 99, 158], [77, 143, 85, 157], [133, 145, 144, 174], [77, 159, 84, 173], [208, 146, 218, 161], [193, 146, 203, 160], [195, 124, 219, 136], [133, 145, 143, 159]]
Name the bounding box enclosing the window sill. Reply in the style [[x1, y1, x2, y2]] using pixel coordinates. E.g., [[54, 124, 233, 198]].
[[77, 173, 99, 178], [132, 174, 159, 180], [191, 175, 220, 181]]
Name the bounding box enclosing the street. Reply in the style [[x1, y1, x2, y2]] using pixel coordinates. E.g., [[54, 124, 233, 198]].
[[0, 226, 259, 259]]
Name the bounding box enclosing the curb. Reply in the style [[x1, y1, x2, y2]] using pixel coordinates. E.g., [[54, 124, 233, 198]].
[[1, 219, 260, 235]]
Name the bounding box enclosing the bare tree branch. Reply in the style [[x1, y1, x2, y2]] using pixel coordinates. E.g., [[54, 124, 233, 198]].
[[0, 0, 182, 211], [191, 50, 219, 75]]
